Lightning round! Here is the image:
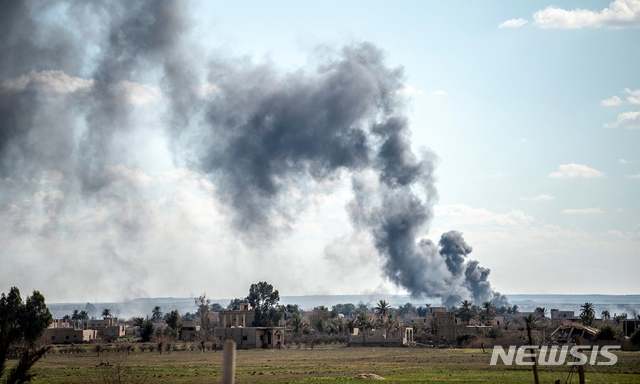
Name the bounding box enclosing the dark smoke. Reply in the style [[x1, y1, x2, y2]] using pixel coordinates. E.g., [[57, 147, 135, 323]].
[[0, 0, 506, 306], [439, 230, 473, 276]]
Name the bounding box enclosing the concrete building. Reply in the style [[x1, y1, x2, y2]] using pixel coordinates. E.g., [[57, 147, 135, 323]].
[[214, 327, 284, 349], [180, 320, 201, 341], [349, 326, 414, 347], [212, 302, 284, 349], [431, 312, 458, 341], [551, 309, 576, 321], [219, 303, 255, 328], [86, 318, 125, 341], [623, 319, 640, 337], [42, 327, 97, 344]]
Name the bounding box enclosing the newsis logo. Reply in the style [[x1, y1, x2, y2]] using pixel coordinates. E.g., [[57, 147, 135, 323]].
[[490, 345, 621, 366]]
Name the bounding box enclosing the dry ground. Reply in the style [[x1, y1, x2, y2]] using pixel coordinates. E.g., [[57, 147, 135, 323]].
[[21, 346, 640, 383]]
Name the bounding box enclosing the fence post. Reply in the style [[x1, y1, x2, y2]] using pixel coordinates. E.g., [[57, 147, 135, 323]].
[[222, 339, 236, 384]]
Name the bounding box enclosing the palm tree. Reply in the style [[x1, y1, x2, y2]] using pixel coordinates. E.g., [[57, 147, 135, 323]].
[[534, 307, 547, 318], [601, 310, 611, 321], [152, 306, 163, 321], [102, 308, 112, 319], [580, 302, 595, 326], [481, 302, 494, 321], [459, 300, 473, 323], [375, 300, 391, 321]]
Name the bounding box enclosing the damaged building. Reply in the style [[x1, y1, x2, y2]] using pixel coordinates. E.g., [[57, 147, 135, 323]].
[[213, 303, 285, 349]]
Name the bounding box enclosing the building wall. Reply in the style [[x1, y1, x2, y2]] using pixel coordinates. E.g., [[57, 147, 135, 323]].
[[42, 328, 97, 344], [213, 327, 284, 349], [220, 309, 256, 328]]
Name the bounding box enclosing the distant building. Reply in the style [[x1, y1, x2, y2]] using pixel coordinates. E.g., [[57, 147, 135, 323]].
[[349, 326, 414, 347], [41, 325, 97, 344], [214, 327, 284, 349], [86, 318, 125, 341], [426, 306, 447, 315], [219, 303, 255, 328], [431, 312, 458, 341], [550, 309, 576, 321], [213, 302, 284, 349], [622, 319, 640, 337], [180, 320, 201, 341]]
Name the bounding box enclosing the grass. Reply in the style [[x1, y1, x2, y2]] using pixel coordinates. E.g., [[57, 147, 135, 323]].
[[21, 346, 640, 383]]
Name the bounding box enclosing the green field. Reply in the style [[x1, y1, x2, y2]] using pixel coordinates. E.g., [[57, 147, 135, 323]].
[[19, 346, 640, 384]]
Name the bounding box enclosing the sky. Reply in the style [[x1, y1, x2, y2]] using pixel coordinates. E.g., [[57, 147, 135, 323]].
[[1, 0, 639, 302]]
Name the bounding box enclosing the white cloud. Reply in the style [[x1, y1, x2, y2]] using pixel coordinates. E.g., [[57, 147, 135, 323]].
[[533, 0, 640, 29], [521, 194, 555, 202], [549, 163, 604, 179], [1, 70, 93, 94], [601, 95, 623, 107], [396, 85, 424, 97], [499, 18, 529, 29], [625, 88, 640, 105], [431, 89, 448, 96], [626, 173, 640, 179], [434, 204, 534, 227], [561, 208, 605, 215], [619, 158, 631, 165], [605, 111, 640, 129]]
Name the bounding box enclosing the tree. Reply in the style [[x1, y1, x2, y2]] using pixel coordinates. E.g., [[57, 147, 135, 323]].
[[580, 302, 595, 326], [84, 302, 97, 317], [132, 317, 144, 327], [0, 287, 52, 383], [164, 310, 181, 336], [289, 314, 305, 335], [151, 306, 163, 322], [481, 302, 495, 321], [195, 294, 211, 341], [331, 303, 356, 318], [101, 308, 112, 319], [227, 298, 242, 310], [397, 303, 417, 318], [246, 281, 280, 326], [534, 307, 546, 318], [459, 300, 473, 323], [210, 303, 223, 312], [374, 300, 391, 321], [140, 320, 154, 342], [601, 310, 611, 321]]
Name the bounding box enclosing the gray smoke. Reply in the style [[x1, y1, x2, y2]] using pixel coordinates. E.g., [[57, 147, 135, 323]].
[[192, 43, 505, 306], [439, 230, 472, 276], [0, 0, 506, 306]]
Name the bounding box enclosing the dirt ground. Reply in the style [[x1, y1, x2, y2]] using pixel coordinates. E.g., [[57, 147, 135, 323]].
[[23, 345, 640, 383]]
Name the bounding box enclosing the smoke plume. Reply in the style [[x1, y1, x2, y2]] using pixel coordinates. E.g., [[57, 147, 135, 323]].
[[0, 0, 506, 306]]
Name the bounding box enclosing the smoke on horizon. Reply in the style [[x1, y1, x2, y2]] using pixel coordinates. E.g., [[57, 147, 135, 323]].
[[0, 0, 505, 306]]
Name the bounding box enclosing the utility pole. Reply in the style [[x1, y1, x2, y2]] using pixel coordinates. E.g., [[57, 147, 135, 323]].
[[525, 315, 540, 384], [222, 339, 236, 384]]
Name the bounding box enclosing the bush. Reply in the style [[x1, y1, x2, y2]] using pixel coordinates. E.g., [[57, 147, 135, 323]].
[[597, 326, 616, 341]]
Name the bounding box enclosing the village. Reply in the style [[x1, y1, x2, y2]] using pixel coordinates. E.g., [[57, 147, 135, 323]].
[[41, 282, 640, 352]]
